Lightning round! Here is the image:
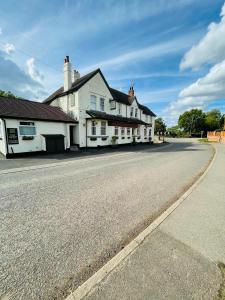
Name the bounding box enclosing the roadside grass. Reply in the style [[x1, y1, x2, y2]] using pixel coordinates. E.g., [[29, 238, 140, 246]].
[[198, 138, 209, 143], [215, 262, 225, 300]]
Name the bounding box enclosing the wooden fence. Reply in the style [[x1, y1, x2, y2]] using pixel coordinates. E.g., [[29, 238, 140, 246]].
[[207, 131, 225, 144]]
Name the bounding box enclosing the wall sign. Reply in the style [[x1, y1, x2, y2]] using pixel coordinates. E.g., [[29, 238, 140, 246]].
[[7, 128, 19, 145]]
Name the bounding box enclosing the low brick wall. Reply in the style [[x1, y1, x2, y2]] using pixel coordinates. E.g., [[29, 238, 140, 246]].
[[207, 131, 225, 143]]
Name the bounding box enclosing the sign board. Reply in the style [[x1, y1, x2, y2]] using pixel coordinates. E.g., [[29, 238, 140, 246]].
[[7, 128, 19, 145]]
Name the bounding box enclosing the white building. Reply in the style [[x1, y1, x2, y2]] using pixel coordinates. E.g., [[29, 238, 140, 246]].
[[0, 97, 77, 157], [44, 56, 156, 148], [0, 56, 156, 157]]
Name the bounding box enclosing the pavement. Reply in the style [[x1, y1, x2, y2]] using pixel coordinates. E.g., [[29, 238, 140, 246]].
[[0, 139, 214, 300], [83, 143, 225, 300]]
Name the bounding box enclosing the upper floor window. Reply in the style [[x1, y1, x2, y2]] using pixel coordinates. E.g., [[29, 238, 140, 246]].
[[127, 128, 131, 135], [145, 114, 148, 122], [135, 108, 138, 118], [110, 99, 116, 110], [130, 107, 134, 117], [100, 98, 105, 111], [90, 95, 97, 110], [91, 121, 96, 135], [19, 121, 36, 136], [114, 126, 118, 136], [121, 127, 125, 136], [118, 103, 122, 115], [101, 121, 106, 135]]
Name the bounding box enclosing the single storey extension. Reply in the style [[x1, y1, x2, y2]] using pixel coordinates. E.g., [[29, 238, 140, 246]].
[[0, 96, 77, 157]]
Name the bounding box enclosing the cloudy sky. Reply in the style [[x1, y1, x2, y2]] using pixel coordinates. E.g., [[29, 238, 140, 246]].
[[0, 0, 225, 125]]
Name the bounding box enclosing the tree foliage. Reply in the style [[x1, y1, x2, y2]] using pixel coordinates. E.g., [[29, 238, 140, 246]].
[[0, 90, 17, 98], [154, 117, 166, 134]]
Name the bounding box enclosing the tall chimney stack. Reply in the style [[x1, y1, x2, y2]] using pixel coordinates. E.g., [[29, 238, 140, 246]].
[[64, 56, 72, 91], [128, 86, 134, 97]]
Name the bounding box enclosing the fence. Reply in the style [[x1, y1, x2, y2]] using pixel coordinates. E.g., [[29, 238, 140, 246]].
[[207, 131, 225, 144]]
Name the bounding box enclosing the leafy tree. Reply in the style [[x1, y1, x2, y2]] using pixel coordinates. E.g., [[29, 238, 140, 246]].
[[220, 114, 225, 130], [155, 118, 166, 140], [178, 109, 205, 135], [0, 90, 17, 98], [204, 109, 221, 131]]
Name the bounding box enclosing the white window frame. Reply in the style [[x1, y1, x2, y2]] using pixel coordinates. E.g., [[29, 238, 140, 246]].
[[118, 103, 122, 115], [135, 108, 138, 118], [130, 107, 134, 117], [114, 126, 118, 136], [91, 121, 96, 135], [100, 98, 105, 112], [121, 127, 125, 136], [90, 95, 97, 110], [127, 128, 131, 135], [110, 100, 116, 110], [19, 121, 36, 136], [144, 127, 147, 137], [101, 121, 106, 135]]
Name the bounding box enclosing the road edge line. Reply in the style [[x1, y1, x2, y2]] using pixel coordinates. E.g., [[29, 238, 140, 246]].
[[65, 143, 217, 300]]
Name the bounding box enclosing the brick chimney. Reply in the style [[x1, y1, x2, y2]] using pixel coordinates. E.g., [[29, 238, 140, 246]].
[[63, 56, 72, 91], [128, 86, 134, 97]]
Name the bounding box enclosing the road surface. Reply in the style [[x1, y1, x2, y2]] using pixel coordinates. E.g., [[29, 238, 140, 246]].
[[0, 139, 213, 300]]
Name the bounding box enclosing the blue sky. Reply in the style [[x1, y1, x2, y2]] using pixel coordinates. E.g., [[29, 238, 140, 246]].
[[0, 0, 225, 126]]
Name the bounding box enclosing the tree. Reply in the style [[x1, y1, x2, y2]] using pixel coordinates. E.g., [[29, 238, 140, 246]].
[[155, 118, 166, 140], [178, 109, 205, 135], [0, 90, 17, 98], [204, 109, 221, 131]]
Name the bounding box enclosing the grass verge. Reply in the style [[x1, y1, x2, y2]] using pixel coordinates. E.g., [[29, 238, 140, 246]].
[[215, 262, 225, 300]]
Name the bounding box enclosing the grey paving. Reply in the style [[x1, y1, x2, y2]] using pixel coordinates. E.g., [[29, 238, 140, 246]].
[[0, 139, 213, 300], [85, 143, 225, 300]]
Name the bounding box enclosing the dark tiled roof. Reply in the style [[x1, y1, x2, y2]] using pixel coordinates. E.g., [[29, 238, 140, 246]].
[[86, 110, 148, 125], [0, 96, 77, 123], [43, 68, 110, 104], [109, 87, 156, 117]]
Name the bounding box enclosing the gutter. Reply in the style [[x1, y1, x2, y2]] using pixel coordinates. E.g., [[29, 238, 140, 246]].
[[2, 119, 9, 156]]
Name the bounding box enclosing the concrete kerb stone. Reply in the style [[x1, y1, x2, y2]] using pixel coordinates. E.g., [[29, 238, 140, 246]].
[[65, 143, 217, 300]]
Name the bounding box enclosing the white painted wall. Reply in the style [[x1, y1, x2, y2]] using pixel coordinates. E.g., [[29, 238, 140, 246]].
[[0, 119, 7, 155], [1, 118, 73, 155]]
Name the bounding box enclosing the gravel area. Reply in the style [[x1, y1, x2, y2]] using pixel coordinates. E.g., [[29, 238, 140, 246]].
[[0, 139, 213, 300]]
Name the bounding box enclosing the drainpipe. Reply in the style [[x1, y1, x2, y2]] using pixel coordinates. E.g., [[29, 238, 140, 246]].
[[2, 119, 9, 157]]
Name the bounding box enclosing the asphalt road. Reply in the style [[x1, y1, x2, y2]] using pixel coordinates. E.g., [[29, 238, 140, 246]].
[[0, 139, 213, 300]]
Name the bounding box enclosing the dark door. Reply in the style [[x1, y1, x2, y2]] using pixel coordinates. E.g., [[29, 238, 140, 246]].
[[45, 135, 65, 154], [69, 126, 75, 146]]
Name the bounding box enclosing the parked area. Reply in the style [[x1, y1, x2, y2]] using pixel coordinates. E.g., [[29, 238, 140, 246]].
[[0, 139, 213, 300]]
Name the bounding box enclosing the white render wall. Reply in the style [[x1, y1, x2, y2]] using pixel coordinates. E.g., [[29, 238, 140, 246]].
[[0, 119, 7, 155], [50, 72, 155, 148], [0, 118, 72, 156]]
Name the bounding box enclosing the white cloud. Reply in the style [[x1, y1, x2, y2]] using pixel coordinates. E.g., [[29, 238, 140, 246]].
[[82, 31, 201, 73], [26, 57, 44, 84], [180, 3, 225, 70], [1, 43, 15, 54]]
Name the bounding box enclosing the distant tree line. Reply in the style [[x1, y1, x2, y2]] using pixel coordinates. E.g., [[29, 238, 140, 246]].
[[167, 109, 225, 138]]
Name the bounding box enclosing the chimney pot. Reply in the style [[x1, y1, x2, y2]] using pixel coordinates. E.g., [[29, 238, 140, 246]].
[[128, 86, 134, 97]]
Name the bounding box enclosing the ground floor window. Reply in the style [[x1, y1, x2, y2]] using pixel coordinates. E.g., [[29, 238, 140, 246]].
[[127, 128, 131, 135], [114, 126, 118, 135], [91, 121, 96, 135], [121, 127, 125, 136], [144, 127, 147, 137], [101, 121, 106, 135], [149, 129, 152, 136], [132, 128, 136, 136], [19, 121, 36, 135]]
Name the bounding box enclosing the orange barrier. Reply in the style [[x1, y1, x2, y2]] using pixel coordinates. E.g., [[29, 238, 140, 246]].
[[207, 131, 225, 143]]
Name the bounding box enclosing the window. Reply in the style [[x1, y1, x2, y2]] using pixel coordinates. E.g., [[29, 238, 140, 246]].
[[149, 129, 152, 136], [132, 128, 135, 136], [130, 107, 134, 117], [114, 126, 118, 136], [135, 108, 138, 118], [70, 95, 75, 107], [145, 114, 148, 122], [100, 98, 105, 111], [137, 127, 140, 136], [121, 127, 125, 136], [144, 127, 147, 137], [127, 128, 131, 135], [118, 103, 122, 115], [90, 95, 97, 110], [91, 121, 96, 135], [101, 121, 106, 135], [19, 121, 36, 136], [110, 100, 116, 110]]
